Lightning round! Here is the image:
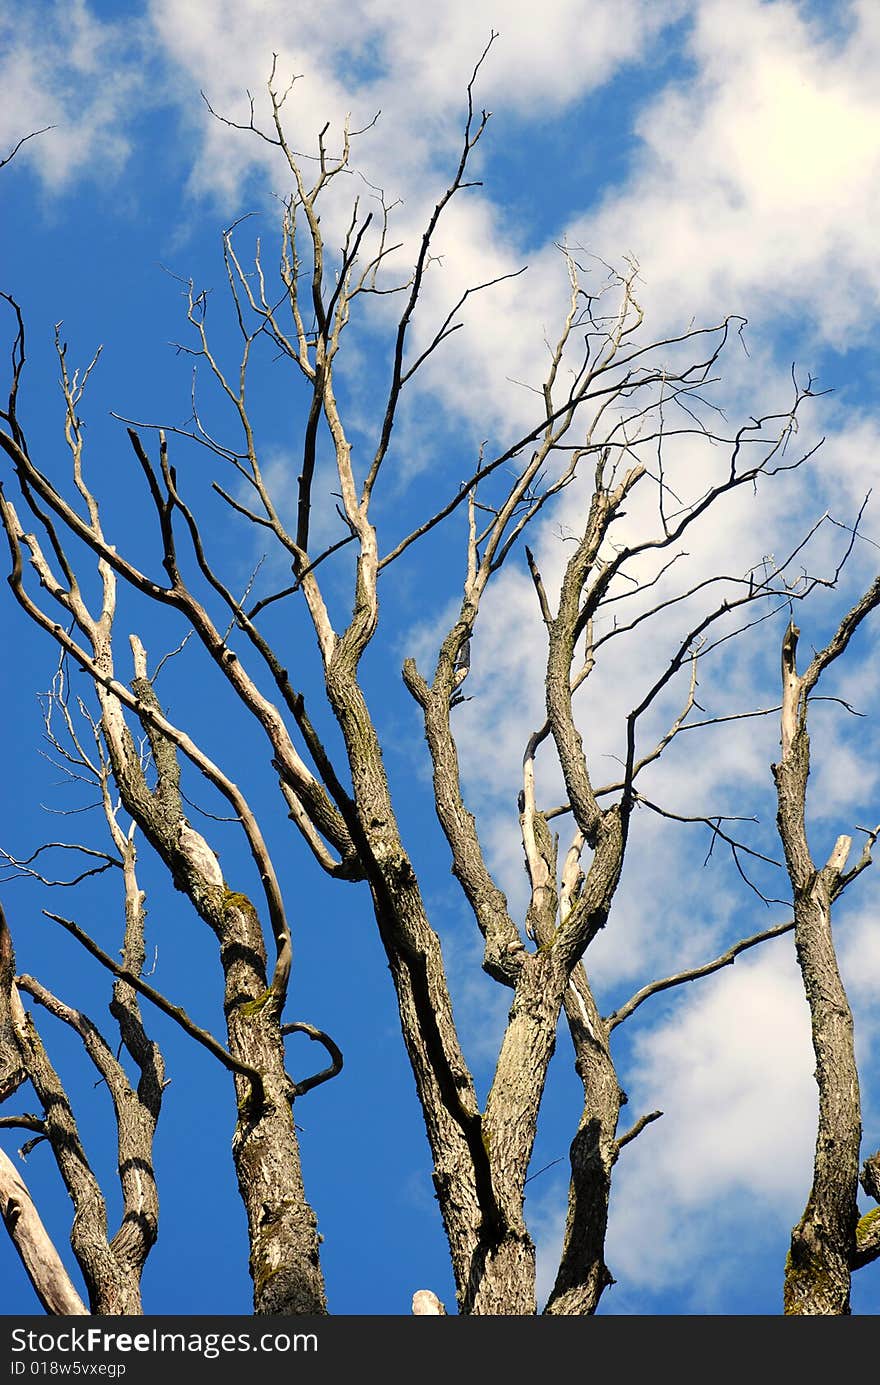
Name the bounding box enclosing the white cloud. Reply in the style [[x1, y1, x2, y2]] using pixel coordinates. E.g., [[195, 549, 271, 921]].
[[838, 885, 880, 1116], [581, 0, 880, 342], [605, 943, 816, 1297], [12, 2, 880, 368], [527, 1180, 568, 1308], [6, 0, 880, 1314], [136, 0, 685, 231], [0, 0, 149, 191], [357, 0, 686, 115]]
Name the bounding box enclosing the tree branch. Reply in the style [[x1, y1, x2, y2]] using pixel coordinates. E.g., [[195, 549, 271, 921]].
[[0, 1146, 89, 1316], [43, 912, 265, 1105], [614, 1109, 663, 1157], [607, 919, 796, 1031], [282, 1022, 344, 1096]]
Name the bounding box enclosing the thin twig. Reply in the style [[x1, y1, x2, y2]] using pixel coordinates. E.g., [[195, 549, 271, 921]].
[[607, 919, 796, 1031], [614, 1109, 663, 1155]]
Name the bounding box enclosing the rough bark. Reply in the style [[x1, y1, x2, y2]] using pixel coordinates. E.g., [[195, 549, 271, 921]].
[[1, 904, 152, 1313], [773, 618, 874, 1314], [97, 675, 327, 1315], [326, 655, 490, 1307], [13, 1007, 146, 1312], [543, 968, 622, 1314]]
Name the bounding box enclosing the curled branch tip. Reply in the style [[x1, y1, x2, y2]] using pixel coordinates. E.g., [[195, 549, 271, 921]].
[[281, 1021, 344, 1096]]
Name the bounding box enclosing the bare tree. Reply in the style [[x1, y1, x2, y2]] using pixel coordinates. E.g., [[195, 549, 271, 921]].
[[1, 53, 878, 1316], [772, 614, 880, 1313], [0, 642, 167, 1312]]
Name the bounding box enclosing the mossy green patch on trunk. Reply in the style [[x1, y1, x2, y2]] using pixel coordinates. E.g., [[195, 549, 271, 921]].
[[222, 889, 261, 926], [783, 1244, 847, 1314], [856, 1206, 880, 1245], [238, 988, 273, 1018]]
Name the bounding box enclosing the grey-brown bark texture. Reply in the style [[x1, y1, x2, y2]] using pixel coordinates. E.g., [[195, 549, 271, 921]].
[[2, 58, 880, 1317], [1, 898, 161, 1313], [773, 612, 880, 1314]]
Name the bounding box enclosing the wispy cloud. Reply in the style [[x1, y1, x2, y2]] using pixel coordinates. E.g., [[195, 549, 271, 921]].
[[604, 944, 816, 1302], [6, 0, 879, 1314], [0, 0, 153, 191]]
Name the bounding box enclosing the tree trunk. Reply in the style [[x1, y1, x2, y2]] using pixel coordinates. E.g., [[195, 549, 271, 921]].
[[773, 625, 862, 1315], [221, 895, 326, 1315]]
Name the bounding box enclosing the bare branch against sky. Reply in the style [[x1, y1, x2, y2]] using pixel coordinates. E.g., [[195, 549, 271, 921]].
[[0, 0, 879, 1323]]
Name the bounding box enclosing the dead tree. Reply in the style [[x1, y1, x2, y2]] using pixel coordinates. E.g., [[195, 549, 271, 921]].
[[772, 614, 880, 1313], [1, 52, 878, 1314], [0, 839, 163, 1312]]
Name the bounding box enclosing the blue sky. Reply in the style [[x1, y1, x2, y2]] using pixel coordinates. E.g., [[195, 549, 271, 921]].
[[1, 0, 879, 1316]]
